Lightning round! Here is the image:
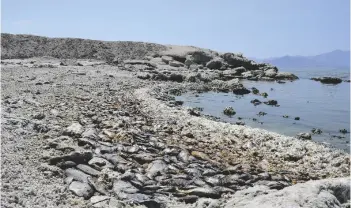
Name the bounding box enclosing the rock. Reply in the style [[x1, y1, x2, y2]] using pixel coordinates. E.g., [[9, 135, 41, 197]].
[[82, 128, 98, 140], [275, 72, 298, 80], [63, 122, 83, 137], [263, 100, 278, 106], [169, 73, 184, 82], [187, 51, 213, 65], [191, 151, 211, 161], [261, 92, 268, 98], [294, 117, 300, 120], [90, 196, 110, 207], [161, 56, 173, 64], [206, 58, 223, 70], [250, 99, 262, 106], [188, 108, 201, 116], [169, 61, 184, 67], [311, 77, 343, 84], [132, 153, 155, 164], [223, 107, 236, 116], [49, 151, 93, 165], [296, 132, 312, 140], [65, 168, 90, 183], [146, 160, 167, 178], [178, 150, 190, 163], [50, 109, 59, 116], [264, 68, 278, 77], [76, 164, 100, 176], [236, 121, 245, 125], [222, 53, 258, 71], [258, 111, 267, 116], [179, 195, 199, 204], [232, 87, 250, 95], [251, 87, 259, 94], [113, 179, 139, 194], [241, 71, 253, 78], [195, 198, 220, 208], [311, 128, 322, 134], [185, 187, 221, 199], [340, 129, 349, 134], [69, 181, 94, 199], [224, 177, 350, 208], [33, 113, 45, 120]]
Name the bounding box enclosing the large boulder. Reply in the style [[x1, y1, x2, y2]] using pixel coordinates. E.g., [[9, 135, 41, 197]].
[[188, 51, 213, 65], [224, 177, 350, 208], [222, 53, 259, 70], [241, 71, 253, 78], [264, 68, 278, 77], [169, 60, 184, 67], [161, 56, 173, 64], [206, 58, 224, 69], [222, 67, 246, 79], [275, 72, 298, 80]]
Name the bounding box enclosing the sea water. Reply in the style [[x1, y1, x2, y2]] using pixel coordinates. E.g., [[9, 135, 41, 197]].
[[177, 67, 350, 152]]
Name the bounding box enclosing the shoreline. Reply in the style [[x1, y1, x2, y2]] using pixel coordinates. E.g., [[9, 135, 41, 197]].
[[1, 34, 350, 207]]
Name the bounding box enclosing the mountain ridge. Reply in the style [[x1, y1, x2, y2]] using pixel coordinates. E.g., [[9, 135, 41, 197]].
[[254, 50, 350, 68]]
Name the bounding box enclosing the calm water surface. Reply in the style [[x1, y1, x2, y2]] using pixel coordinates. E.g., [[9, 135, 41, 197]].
[[177, 68, 350, 152]]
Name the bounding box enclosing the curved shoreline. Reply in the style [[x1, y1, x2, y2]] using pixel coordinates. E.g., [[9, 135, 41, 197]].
[[135, 85, 349, 180]]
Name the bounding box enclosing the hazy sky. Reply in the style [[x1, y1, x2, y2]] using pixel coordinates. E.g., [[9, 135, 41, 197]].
[[2, 0, 350, 58]]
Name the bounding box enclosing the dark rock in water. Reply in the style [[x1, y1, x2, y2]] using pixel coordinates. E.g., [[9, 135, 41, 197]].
[[339, 129, 349, 134], [261, 92, 268, 98], [282, 115, 289, 118], [344, 80, 350, 83], [250, 99, 262, 106], [277, 80, 286, 84], [275, 72, 299, 80], [264, 100, 278, 106], [251, 87, 259, 94], [236, 121, 245, 125], [311, 77, 342, 84], [294, 117, 300, 120], [69, 181, 94, 199], [258, 112, 267, 116], [311, 128, 322, 134], [296, 132, 312, 140], [232, 88, 250, 95], [223, 107, 236, 116]]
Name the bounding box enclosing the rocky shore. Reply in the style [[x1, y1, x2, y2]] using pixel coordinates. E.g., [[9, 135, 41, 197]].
[[1, 34, 350, 208]]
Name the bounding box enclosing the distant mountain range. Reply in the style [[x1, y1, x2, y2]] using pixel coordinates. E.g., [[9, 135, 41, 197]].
[[254, 50, 350, 69]]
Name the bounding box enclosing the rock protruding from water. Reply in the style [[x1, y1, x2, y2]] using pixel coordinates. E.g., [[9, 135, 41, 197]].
[[311, 77, 343, 84]]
